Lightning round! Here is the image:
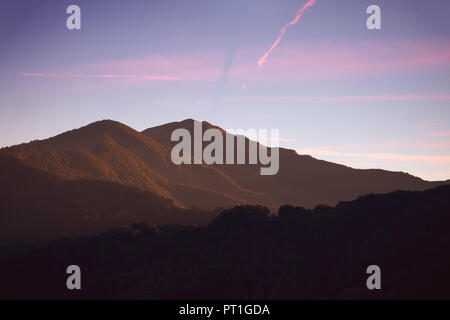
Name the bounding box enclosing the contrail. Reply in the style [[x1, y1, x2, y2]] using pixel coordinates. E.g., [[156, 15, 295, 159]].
[[258, 0, 316, 66]]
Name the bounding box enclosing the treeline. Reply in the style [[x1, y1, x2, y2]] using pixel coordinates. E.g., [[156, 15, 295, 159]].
[[1, 185, 450, 299]]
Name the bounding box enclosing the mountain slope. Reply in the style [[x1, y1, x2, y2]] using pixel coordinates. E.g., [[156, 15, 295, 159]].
[[0, 153, 217, 244], [3, 120, 267, 210], [143, 119, 447, 208]]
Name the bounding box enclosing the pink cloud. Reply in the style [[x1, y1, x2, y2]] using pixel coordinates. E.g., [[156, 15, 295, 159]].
[[19, 52, 223, 88], [425, 131, 450, 137], [312, 141, 450, 150], [18, 38, 450, 87], [85, 53, 222, 82], [298, 94, 450, 103], [420, 171, 450, 179], [19, 72, 178, 81], [230, 38, 450, 81], [196, 94, 450, 105], [297, 148, 450, 164]]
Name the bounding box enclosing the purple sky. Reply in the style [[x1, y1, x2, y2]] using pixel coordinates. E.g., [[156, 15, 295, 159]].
[[1, 0, 450, 180]]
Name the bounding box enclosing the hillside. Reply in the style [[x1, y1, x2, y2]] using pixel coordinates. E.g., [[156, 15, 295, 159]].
[[2, 120, 268, 210], [0, 153, 217, 244], [144, 119, 446, 207]]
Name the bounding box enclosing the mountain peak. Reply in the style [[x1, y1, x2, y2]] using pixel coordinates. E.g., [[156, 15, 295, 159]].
[[142, 119, 228, 145], [76, 119, 132, 133]]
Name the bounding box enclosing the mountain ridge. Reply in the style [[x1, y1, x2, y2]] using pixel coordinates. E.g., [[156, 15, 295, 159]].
[[1, 119, 447, 211]]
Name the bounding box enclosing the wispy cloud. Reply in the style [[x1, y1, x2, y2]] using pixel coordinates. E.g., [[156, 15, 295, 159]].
[[196, 94, 450, 105], [86, 53, 222, 82], [310, 141, 450, 150], [298, 148, 450, 164], [19, 72, 178, 81], [19, 37, 450, 87], [231, 38, 450, 82], [420, 171, 450, 179], [424, 131, 450, 137]]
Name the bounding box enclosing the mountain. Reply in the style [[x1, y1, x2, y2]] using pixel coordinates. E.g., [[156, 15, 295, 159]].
[[2, 185, 450, 299], [144, 119, 448, 208], [1, 119, 449, 297], [2, 120, 267, 211], [2, 119, 446, 212]]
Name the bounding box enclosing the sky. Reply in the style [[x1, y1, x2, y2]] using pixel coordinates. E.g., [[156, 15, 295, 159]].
[[0, 0, 450, 180]]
